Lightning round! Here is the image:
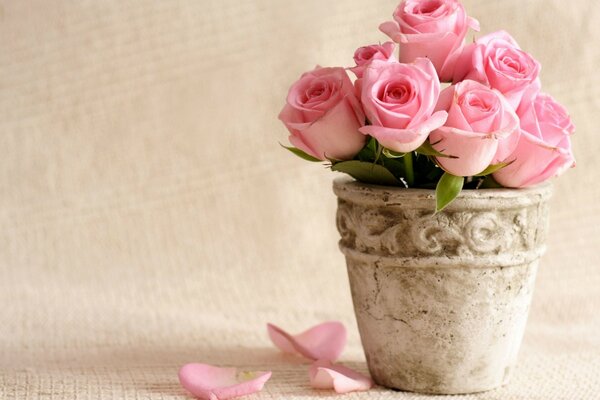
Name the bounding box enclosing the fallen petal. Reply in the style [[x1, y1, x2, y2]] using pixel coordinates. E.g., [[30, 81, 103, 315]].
[[267, 321, 347, 361], [309, 360, 373, 394], [178, 363, 271, 400]]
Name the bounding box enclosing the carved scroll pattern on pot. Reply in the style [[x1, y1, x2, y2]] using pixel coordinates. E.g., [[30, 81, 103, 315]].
[[337, 203, 530, 256], [336, 202, 356, 246], [336, 203, 392, 252], [407, 213, 463, 255], [410, 212, 516, 256]]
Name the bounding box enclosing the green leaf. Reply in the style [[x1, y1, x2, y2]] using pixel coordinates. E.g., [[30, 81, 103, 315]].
[[374, 141, 383, 164], [331, 160, 400, 186], [435, 172, 464, 213], [474, 161, 513, 176], [355, 136, 378, 163], [382, 148, 406, 158], [280, 144, 321, 162], [416, 141, 457, 158], [366, 136, 378, 153]]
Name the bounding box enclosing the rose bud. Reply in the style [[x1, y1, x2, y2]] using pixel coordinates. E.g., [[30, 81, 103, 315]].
[[279, 67, 366, 161], [379, 0, 479, 81], [429, 80, 520, 177], [350, 42, 397, 79], [493, 93, 575, 188], [452, 31, 541, 109], [358, 58, 448, 153]]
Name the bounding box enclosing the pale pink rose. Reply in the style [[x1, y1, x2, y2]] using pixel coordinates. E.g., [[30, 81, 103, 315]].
[[452, 31, 541, 109], [350, 42, 396, 79], [379, 0, 479, 81], [279, 67, 366, 161], [359, 58, 448, 153], [493, 93, 575, 188], [430, 80, 520, 176]]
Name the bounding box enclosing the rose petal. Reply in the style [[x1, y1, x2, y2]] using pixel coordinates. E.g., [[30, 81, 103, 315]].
[[398, 31, 456, 73], [359, 125, 426, 153], [379, 20, 403, 43], [493, 130, 575, 188], [294, 98, 365, 160], [267, 321, 347, 361], [178, 363, 271, 400], [288, 134, 319, 161], [309, 360, 373, 394], [411, 110, 449, 135], [359, 110, 448, 154], [477, 30, 521, 48], [491, 91, 521, 162], [430, 126, 499, 176], [468, 16, 480, 31]]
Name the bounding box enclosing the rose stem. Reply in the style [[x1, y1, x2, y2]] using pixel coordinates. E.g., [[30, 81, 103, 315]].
[[404, 151, 415, 187]]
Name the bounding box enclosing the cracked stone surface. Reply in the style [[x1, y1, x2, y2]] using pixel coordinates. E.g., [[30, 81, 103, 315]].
[[333, 178, 552, 394]]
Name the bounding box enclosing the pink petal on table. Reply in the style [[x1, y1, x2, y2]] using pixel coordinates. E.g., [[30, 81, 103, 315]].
[[178, 363, 271, 400], [267, 321, 347, 361], [309, 360, 373, 394]]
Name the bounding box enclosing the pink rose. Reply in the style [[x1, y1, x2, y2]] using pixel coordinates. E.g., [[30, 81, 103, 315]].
[[430, 80, 520, 176], [493, 93, 575, 188], [358, 58, 448, 153], [350, 42, 396, 79], [379, 0, 479, 81], [452, 31, 541, 109], [279, 67, 366, 160]]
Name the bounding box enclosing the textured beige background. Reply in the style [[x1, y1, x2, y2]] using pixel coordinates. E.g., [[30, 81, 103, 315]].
[[0, 0, 599, 399]]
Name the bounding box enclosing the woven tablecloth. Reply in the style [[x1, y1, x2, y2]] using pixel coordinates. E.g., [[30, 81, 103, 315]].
[[1, 0, 599, 399]]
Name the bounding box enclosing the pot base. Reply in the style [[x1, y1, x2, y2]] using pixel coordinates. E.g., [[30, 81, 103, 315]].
[[347, 259, 538, 395]]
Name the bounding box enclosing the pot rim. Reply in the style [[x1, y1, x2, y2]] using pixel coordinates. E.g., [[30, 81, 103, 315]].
[[333, 177, 552, 210]]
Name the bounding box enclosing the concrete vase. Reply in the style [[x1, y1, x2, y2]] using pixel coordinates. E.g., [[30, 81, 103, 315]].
[[333, 178, 552, 394]]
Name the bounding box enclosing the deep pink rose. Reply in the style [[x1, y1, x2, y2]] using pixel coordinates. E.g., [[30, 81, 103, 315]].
[[379, 0, 479, 81], [279, 67, 366, 160], [359, 58, 448, 153], [350, 42, 396, 79], [493, 93, 575, 188], [452, 31, 541, 109], [430, 80, 520, 176]]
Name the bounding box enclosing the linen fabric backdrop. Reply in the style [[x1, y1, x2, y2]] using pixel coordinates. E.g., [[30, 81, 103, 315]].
[[1, 1, 598, 399]]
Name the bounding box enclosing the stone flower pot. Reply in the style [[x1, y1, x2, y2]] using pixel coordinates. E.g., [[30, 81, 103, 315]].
[[333, 177, 552, 394]]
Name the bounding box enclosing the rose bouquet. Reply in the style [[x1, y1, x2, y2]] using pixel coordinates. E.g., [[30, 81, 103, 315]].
[[279, 0, 575, 212]]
